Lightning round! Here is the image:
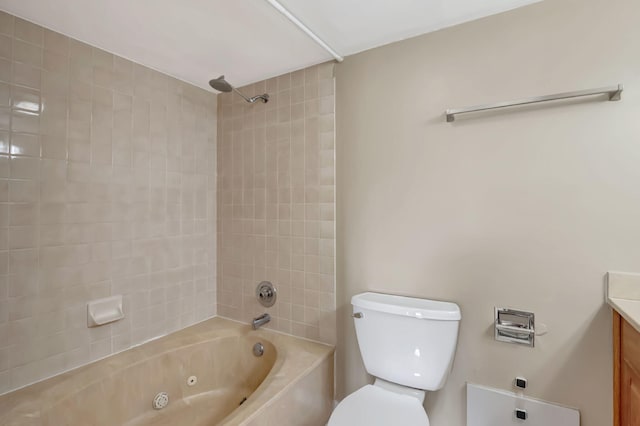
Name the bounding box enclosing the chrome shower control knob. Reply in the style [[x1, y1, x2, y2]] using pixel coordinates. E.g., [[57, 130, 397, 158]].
[[152, 392, 169, 410], [256, 281, 276, 307]]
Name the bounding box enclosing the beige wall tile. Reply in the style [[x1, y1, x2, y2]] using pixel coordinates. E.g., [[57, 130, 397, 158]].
[[0, 35, 11, 60], [13, 39, 42, 67], [0, 58, 9, 83], [217, 63, 335, 344], [0, 13, 217, 395], [12, 62, 40, 90], [0, 12, 13, 37], [0, 132, 8, 154], [12, 85, 40, 112], [43, 29, 68, 56], [10, 133, 38, 156], [14, 18, 42, 46], [10, 156, 38, 179], [11, 109, 39, 134], [43, 50, 68, 74]]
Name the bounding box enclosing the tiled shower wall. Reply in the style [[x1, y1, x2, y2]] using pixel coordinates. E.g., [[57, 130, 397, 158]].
[[0, 12, 217, 393], [217, 63, 335, 344]]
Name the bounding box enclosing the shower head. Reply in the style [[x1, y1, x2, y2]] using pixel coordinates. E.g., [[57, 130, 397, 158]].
[[208, 75, 269, 104], [209, 75, 233, 93]]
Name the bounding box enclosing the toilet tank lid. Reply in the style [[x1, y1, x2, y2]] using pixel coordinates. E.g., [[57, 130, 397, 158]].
[[351, 292, 461, 321]]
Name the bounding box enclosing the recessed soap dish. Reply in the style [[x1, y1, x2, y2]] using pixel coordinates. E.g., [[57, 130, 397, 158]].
[[87, 295, 125, 327]]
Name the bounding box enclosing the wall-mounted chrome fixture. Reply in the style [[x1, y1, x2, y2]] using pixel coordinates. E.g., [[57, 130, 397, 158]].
[[256, 281, 277, 307], [495, 308, 535, 347], [252, 313, 271, 330], [209, 75, 269, 103], [446, 84, 623, 122], [253, 342, 265, 357]]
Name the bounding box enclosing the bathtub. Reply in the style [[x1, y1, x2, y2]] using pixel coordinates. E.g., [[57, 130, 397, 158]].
[[0, 317, 334, 426]]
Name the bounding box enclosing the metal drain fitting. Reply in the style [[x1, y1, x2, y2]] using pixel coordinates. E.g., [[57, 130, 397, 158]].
[[152, 392, 169, 410], [253, 342, 264, 357]]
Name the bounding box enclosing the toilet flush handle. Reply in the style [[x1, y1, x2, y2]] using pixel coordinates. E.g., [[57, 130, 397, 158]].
[[352, 312, 363, 319]]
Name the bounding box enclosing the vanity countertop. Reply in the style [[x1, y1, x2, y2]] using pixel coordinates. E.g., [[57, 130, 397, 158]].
[[608, 297, 640, 332], [607, 271, 640, 333]]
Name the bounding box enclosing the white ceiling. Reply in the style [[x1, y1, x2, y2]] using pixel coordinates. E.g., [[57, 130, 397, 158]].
[[278, 0, 541, 57], [0, 0, 540, 91]]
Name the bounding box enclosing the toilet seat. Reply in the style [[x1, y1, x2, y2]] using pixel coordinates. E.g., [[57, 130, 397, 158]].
[[328, 384, 430, 426]]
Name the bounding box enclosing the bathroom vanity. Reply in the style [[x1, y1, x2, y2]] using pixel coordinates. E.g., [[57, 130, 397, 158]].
[[608, 272, 640, 426], [612, 311, 640, 426]]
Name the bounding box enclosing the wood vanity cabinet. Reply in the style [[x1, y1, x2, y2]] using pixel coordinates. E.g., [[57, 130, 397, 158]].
[[614, 311, 640, 426]]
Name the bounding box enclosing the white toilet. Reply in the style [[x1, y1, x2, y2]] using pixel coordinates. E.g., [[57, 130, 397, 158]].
[[328, 292, 461, 426]]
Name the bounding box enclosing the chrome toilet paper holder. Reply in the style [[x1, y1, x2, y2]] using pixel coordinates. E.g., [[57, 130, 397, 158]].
[[494, 307, 535, 347]]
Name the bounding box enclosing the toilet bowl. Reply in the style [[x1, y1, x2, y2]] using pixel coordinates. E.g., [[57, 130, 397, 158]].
[[328, 292, 461, 426], [328, 379, 429, 426]]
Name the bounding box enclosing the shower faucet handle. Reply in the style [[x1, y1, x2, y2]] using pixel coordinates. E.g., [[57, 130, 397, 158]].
[[256, 281, 277, 307]]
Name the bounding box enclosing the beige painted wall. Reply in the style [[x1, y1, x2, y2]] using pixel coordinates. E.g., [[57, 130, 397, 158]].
[[217, 63, 336, 344], [335, 0, 640, 424], [0, 12, 217, 394]]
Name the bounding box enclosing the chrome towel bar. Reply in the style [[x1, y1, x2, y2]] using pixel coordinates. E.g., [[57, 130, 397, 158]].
[[445, 83, 623, 122]]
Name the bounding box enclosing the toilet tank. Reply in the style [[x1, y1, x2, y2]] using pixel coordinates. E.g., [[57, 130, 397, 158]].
[[352, 292, 461, 391]]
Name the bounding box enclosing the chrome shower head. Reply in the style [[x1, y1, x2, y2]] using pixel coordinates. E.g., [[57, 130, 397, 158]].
[[209, 75, 233, 93], [208, 75, 269, 104]]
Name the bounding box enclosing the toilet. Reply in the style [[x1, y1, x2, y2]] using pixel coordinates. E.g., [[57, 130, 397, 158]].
[[328, 292, 461, 426]]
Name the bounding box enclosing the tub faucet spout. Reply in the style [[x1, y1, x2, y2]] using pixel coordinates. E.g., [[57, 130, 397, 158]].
[[252, 313, 271, 330]]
